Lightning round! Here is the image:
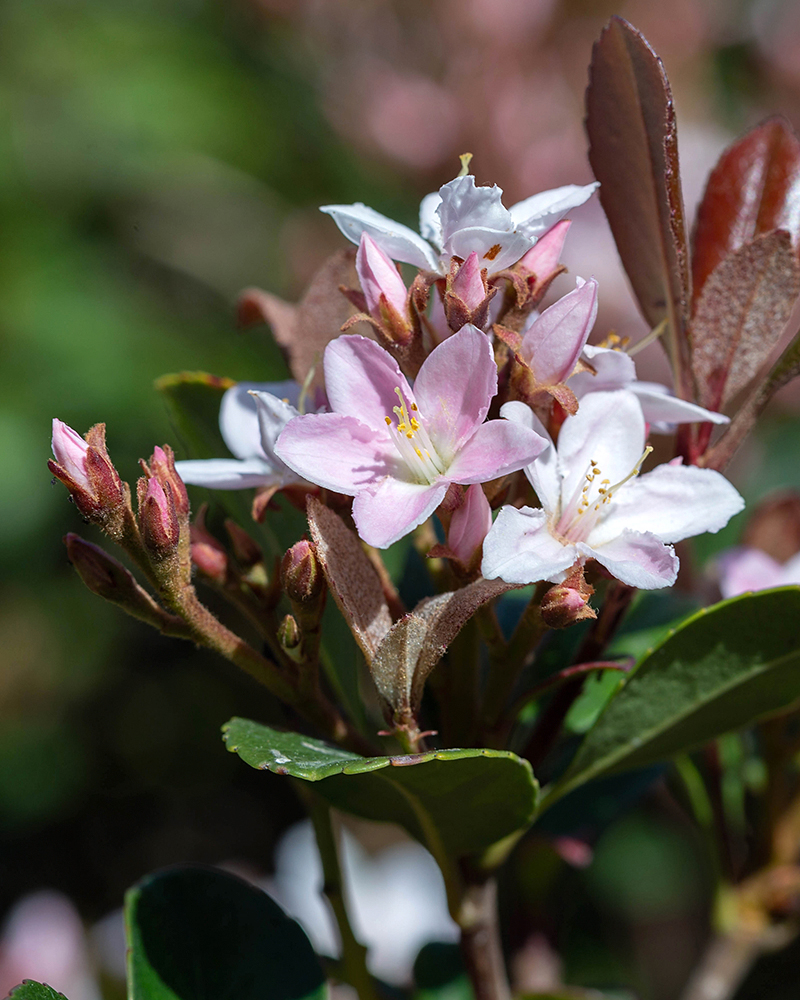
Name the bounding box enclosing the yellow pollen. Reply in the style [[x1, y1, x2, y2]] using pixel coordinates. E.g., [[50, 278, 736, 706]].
[[410, 402, 418, 411], [385, 416, 392, 425]]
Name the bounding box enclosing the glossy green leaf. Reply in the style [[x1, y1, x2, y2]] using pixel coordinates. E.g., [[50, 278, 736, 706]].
[[7, 984, 69, 1000], [125, 865, 326, 1000], [223, 718, 539, 858], [156, 370, 234, 461], [549, 588, 800, 806]]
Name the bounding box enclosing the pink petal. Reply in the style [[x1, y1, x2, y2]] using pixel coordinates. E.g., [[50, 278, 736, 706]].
[[356, 233, 408, 318], [518, 220, 571, 275], [448, 484, 492, 564], [51, 419, 91, 489], [520, 277, 598, 384], [717, 547, 783, 599], [482, 506, 578, 584], [275, 412, 397, 495], [413, 324, 496, 456], [324, 335, 413, 432], [353, 477, 448, 548], [447, 417, 546, 484], [580, 530, 678, 589]]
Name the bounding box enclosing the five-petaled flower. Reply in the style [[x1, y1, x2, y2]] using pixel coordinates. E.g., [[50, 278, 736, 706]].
[[275, 325, 548, 548], [321, 172, 597, 276], [482, 390, 744, 589]]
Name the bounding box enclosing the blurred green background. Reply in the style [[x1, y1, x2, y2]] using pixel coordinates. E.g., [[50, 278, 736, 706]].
[[5, 0, 800, 997]]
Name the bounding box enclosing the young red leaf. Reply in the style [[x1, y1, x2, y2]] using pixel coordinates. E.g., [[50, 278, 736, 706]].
[[586, 17, 691, 393], [690, 230, 800, 413], [692, 117, 800, 302]]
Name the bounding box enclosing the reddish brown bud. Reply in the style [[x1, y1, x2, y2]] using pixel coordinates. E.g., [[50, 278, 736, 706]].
[[281, 540, 324, 605], [224, 519, 263, 568], [49, 419, 126, 523], [540, 569, 596, 629], [189, 511, 228, 584], [64, 533, 155, 614], [139, 477, 180, 558]]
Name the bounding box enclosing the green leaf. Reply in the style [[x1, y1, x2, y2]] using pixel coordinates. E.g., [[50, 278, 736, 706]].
[[223, 718, 539, 859], [7, 984, 70, 1000], [549, 588, 800, 806], [156, 370, 234, 461], [125, 864, 326, 1000]]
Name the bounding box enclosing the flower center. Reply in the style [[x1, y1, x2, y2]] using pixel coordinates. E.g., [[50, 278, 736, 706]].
[[384, 387, 446, 484], [555, 446, 653, 543]]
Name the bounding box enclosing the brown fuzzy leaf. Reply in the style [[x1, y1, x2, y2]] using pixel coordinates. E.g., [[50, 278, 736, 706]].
[[236, 249, 368, 387], [306, 497, 392, 661], [690, 230, 800, 411], [693, 118, 800, 303], [370, 578, 517, 717], [586, 18, 691, 387]]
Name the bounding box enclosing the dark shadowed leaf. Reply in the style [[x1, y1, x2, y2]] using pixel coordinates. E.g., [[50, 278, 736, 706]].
[[223, 719, 539, 859], [7, 984, 70, 1000], [692, 117, 800, 301], [237, 249, 369, 388], [548, 588, 800, 806], [156, 370, 234, 460], [370, 579, 517, 715], [306, 497, 392, 661], [125, 865, 326, 1000], [690, 231, 800, 411], [586, 17, 690, 382]]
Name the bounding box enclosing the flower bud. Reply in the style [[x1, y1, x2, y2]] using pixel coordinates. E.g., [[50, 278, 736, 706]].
[[138, 477, 180, 558], [189, 509, 228, 584], [518, 220, 570, 280], [449, 252, 487, 312], [448, 484, 491, 567], [145, 444, 190, 518], [356, 233, 409, 321], [49, 419, 126, 523], [278, 613, 302, 660], [540, 569, 596, 629], [281, 540, 324, 605], [444, 252, 496, 331]]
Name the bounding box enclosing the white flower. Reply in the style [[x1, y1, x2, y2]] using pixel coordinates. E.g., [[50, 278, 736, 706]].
[[569, 345, 730, 432], [174, 381, 309, 491], [482, 391, 744, 589], [321, 173, 598, 276]]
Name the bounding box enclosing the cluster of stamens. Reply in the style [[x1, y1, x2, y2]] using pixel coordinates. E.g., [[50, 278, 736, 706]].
[[556, 446, 653, 542], [384, 387, 446, 484]]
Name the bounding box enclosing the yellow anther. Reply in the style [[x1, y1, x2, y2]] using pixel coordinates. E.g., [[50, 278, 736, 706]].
[[385, 416, 392, 426], [410, 402, 418, 411]]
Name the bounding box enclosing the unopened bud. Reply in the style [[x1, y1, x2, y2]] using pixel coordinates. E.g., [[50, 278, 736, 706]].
[[278, 613, 302, 660], [540, 569, 596, 629], [138, 477, 180, 558], [145, 444, 190, 517], [189, 508, 228, 584], [281, 540, 324, 605], [49, 419, 126, 523], [224, 519, 263, 568], [64, 533, 162, 619], [449, 252, 487, 311], [356, 233, 409, 323], [444, 252, 496, 331]]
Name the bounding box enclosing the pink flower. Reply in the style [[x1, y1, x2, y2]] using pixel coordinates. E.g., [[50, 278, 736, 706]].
[[275, 325, 547, 548], [717, 547, 800, 598], [517, 276, 598, 386]]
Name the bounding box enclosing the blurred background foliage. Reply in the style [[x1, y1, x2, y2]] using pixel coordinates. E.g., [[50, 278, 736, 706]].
[[5, 0, 800, 997]]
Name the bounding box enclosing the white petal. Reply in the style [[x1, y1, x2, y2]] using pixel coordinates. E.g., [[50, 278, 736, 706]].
[[438, 176, 513, 244], [717, 547, 783, 598], [591, 463, 745, 546], [219, 381, 298, 460], [174, 457, 274, 490], [251, 391, 300, 463], [556, 391, 646, 516], [481, 506, 577, 585], [500, 401, 559, 516], [509, 183, 599, 239], [630, 383, 729, 429], [443, 227, 535, 274], [579, 529, 678, 590], [419, 191, 443, 248], [320, 203, 438, 271], [569, 345, 636, 395]]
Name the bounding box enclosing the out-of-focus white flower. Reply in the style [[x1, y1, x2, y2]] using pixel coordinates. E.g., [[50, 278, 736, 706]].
[[717, 546, 800, 599], [267, 820, 458, 986]]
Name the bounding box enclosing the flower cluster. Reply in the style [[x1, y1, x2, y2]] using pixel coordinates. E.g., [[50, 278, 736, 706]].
[[157, 168, 743, 588]]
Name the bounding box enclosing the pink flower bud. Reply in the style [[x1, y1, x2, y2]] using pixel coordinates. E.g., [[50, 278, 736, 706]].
[[147, 444, 190, 517], [518, 220, 571, 278], [224, 519, 263, 568], [139, 477, 180, 557], [281, 539, 324, 605], [189, 515, 228, 584], [448, 484, 492, 566], [51, 419, 91, 491], [449, 252, 487, 312], [356, 232, 408, 322]]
